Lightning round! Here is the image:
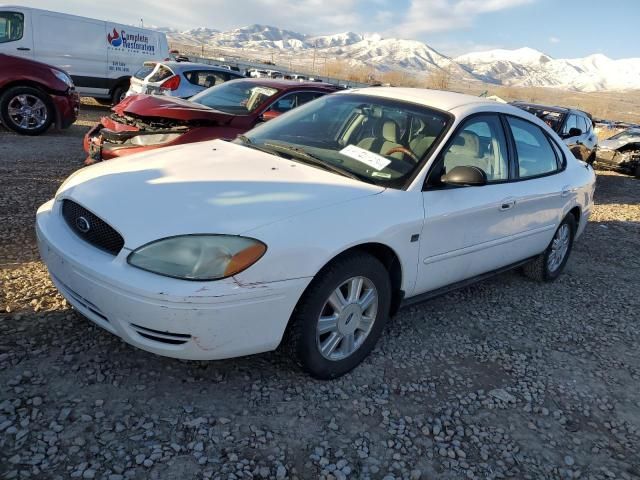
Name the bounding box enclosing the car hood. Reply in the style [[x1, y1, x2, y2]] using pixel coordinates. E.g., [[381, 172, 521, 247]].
[[57, 140, 385, 249], [113, 95, 234, 123], [599, 137, 640, 150]]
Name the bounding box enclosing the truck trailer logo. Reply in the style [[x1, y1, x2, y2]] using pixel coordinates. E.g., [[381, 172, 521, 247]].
[[107, 28, 155, 54], [107, 28, 122, 47]]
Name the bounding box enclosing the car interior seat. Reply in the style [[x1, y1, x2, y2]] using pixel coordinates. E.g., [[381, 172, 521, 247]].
[[356, 120, 404, 160], [443, 131, 489, 173]]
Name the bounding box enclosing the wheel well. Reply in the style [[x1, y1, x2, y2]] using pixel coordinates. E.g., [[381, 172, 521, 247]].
[[333, 243, 404, 317], [109, 77, 131, 96], [568, 206, 581, 227], [0, 80, 52, 98]]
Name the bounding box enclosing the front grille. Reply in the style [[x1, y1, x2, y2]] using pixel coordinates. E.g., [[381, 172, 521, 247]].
[[61, 199, 124, 255]]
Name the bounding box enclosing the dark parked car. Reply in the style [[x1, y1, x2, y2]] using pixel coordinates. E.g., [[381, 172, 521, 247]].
[[84, 79, 339, 163], [511, 102, 597, 163], [0, 53, 79, 135]]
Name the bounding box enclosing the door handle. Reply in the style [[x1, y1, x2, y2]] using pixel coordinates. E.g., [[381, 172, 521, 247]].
[[499, 199, 516, 211], [16, 47, 31, 51], [561, 186, 572, 197]]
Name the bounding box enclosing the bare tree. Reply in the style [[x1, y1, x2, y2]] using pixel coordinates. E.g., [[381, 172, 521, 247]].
[[427, 65, 452, 90]]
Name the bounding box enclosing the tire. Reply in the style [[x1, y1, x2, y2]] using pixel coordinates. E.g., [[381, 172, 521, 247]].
[[111, 85, 127, 105], [0, 86, 54, 135], [285, 252, 391, 379], [522, 214, 576, 282]]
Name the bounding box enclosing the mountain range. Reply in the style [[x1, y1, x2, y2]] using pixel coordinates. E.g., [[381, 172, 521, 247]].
[[162, 24, 640, 92]]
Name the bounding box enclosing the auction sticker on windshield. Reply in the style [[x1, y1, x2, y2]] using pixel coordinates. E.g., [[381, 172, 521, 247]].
[[340, 144, 392, 171]]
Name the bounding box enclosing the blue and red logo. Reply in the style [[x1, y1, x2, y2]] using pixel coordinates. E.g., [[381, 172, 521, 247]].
[[107, 28, 122, 47]]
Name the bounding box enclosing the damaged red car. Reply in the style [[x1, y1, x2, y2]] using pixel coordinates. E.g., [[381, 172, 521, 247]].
[[84, 79, 339, 163]]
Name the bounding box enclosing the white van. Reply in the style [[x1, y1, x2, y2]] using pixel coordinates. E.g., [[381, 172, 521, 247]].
[[0, 5, 169, 104]]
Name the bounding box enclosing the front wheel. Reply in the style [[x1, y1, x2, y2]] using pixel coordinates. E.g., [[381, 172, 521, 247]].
[[522, 214, 576, 282], [0, 86, 54, 135], [285, 252, 391, 379], [111, 85, 127, 105]]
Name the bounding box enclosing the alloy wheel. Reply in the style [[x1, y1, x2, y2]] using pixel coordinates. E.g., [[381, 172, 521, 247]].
[[7, 94, 48, 130], [316, 276, 378, 361], [547, 224, 571, 272]]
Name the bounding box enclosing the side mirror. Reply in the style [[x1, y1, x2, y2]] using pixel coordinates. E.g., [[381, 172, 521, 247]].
[[567, 127, 582, 137], [441, 166, 487, 187], [259, 110, 281, 122]]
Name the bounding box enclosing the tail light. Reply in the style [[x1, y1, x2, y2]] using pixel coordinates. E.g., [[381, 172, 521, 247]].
[[160, 75, 181, 91]]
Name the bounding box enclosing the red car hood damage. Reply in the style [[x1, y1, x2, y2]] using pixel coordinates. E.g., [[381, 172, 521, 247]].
[[113, 95, 234, 124]]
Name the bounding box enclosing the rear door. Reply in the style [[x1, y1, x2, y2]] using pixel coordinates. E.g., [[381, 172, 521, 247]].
[[0, 8, 33, 58], [416, 114, 523, 294], [504, 115, 568, 256]]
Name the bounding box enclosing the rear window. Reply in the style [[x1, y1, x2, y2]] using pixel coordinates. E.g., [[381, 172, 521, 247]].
[[134, 63, 156, 80], [148, 65, 174, 83], [0, 12, 24, 43]]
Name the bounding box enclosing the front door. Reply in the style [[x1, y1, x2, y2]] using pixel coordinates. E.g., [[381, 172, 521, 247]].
[[0, 9, 33, 58]]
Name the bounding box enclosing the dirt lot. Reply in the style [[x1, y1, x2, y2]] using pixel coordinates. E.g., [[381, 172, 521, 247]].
[[1, 104, 639, 480]]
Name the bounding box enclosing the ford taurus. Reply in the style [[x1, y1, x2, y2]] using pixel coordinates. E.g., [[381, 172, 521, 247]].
[[37, 88, 596, 379]]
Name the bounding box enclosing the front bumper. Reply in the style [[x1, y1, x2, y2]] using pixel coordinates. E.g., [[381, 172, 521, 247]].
[[594, 148, 640, 173], [52, 90, 80, 130], [36, 199, 310, 360]]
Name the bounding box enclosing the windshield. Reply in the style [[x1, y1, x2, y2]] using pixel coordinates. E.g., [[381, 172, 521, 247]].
[[609, 129, 640, 141], [516, 105, 565, 132], [190, 80, 280, 115], [236, 93, 450, 188]]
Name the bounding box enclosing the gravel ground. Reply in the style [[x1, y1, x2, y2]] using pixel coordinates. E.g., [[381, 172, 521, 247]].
[[1, 104, 639, 480]]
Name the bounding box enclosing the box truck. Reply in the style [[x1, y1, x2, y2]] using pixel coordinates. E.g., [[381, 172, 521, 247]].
[[0, 5, 170, 104]]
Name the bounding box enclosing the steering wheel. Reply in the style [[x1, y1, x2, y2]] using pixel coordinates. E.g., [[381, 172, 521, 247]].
[[384, 146, 419, 163]]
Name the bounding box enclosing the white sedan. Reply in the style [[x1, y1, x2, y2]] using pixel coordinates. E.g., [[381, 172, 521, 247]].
[[36, 88, 596, 379]]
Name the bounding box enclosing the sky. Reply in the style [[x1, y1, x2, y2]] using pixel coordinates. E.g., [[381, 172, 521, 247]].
[[12, 0, 640, 58]]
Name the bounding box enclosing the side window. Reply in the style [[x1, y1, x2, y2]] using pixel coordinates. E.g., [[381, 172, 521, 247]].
[[184, 71, 227, 88], [562, 114, 578, 136], [268, 92, 323, 113], [576, 115, 587, 135], [0, 12, 24, 43], [507, 116, 559, 178], [441, 115, 509, 182], [293, 91, 324, 106]]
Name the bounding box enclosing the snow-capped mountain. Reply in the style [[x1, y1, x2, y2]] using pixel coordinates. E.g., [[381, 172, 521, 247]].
[[329, 37, 451, 72], [456, 49, 640, 92], [163, 24, 640, 91]]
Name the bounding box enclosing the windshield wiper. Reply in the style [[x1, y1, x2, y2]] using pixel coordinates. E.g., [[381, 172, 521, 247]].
[[263, 142, 364, 182], [236, 135, 283, 157]]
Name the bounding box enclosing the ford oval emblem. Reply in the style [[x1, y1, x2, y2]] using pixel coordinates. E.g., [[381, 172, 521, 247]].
[[76, 216, 91, 233]]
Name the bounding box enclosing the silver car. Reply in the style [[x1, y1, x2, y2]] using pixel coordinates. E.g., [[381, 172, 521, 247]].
[[127, 61, 244, 99]]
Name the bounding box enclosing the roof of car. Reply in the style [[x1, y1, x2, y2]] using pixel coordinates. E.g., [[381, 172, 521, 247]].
[[234, 78, 340, 91], [160, 61, 243, 74], [511, 101, 591, 118], [341, 87, 508, 112]]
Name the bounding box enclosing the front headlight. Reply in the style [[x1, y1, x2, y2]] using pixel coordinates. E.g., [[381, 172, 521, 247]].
[[127, 235, 267, 281], [127, 133, 183, 146], [52, 69, 74, 89]]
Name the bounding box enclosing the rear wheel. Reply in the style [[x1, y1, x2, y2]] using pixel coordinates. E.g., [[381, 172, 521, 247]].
[[522, 214, 576, 282], [285, 252, 391, 379], [0, 86, 54, 135]]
